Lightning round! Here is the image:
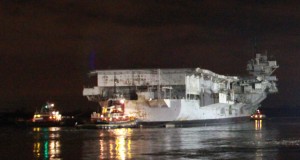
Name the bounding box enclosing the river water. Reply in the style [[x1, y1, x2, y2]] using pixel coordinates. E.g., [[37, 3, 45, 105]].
[[1, 118, 300, 159]]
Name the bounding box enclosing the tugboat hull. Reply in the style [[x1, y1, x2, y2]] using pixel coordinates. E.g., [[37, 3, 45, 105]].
[[76, 120, 137, 129]]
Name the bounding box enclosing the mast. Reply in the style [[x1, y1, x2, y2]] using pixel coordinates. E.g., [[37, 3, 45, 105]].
[[113, 72, 117, 96]]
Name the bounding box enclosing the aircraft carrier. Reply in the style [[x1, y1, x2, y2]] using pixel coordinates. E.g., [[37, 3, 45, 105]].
[[83, 53, 278, 127]]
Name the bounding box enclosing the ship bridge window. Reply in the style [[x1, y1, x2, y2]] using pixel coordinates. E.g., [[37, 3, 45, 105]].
[[108, 100, 112, 106], [108, 100, 122, 106]]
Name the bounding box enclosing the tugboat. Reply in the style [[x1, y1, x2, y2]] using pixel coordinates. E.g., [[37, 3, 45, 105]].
[[76, 97, 137, 129], [30, 102, 62, 127], [250, 109, 266, 120]]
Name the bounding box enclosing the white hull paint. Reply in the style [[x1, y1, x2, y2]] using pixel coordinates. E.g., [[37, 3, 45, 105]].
[[124, 92, 266, 122]]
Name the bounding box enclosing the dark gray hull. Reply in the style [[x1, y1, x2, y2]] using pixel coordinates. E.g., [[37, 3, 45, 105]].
[[137, 116, 250, 128]]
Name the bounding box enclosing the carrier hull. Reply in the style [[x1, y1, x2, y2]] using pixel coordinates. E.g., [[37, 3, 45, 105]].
[[137, 116, 250, 128], [121, 92, 265, 126]]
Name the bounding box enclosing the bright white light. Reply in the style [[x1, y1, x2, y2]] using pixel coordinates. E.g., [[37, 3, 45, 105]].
[[120, 99, 125, 104]]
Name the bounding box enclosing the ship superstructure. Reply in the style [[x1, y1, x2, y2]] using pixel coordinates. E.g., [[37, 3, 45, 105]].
[[83, 54, 278, 127]]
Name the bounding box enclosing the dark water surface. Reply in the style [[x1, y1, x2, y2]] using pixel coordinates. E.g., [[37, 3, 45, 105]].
[[1, 118, 300, 159]]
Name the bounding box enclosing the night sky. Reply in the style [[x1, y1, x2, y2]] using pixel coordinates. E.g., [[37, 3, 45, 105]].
[[1, 1, 299, 112]]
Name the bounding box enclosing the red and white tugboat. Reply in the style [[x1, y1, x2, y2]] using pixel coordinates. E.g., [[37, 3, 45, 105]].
[[77, 97, 137, 129]]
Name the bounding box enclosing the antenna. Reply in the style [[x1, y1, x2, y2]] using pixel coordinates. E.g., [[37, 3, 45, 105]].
[[113, 72, 119, 95]]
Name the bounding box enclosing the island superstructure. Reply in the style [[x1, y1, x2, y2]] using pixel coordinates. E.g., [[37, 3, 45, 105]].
[[83, 53, 278, 127]]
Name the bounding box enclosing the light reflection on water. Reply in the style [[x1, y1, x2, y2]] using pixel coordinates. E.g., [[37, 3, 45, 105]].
[[255, 120, 262, 130], [2, 119, 300, 159], [254, 120, 264, 160], [98, 128, 132, 160], [32, 127, 61, 159]]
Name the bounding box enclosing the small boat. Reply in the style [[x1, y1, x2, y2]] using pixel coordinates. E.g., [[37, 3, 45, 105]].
[[29, 102, 62, 127], [76, 98, 137, 129], [250, 109, 266, 120]]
